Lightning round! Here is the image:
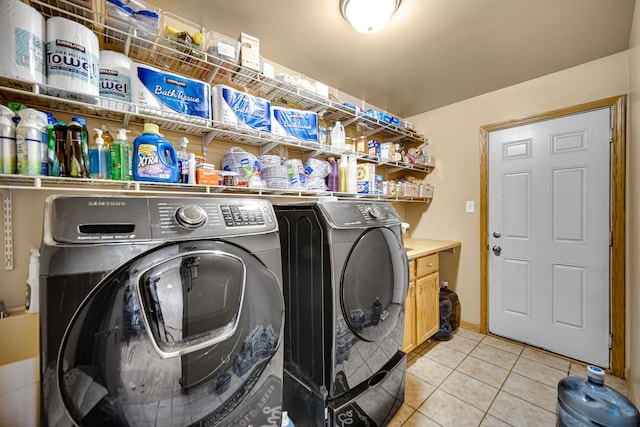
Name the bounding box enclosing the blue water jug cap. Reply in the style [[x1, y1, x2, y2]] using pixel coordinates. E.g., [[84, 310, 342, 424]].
[[558, 366, 640, 427]]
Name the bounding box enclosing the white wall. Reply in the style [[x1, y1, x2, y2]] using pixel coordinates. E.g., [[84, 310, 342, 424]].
[[406, 52, 629, 332], [626, 0, 640, 403]]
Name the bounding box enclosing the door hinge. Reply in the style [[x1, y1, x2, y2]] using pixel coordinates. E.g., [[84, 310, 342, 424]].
[[609, 232, 613, 247], [609, 127, 613, 143], [608, 334, 612, 349]]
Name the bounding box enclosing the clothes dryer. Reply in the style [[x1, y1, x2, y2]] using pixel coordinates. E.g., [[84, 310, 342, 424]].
[[39, 195, 284, 427], [275, 200, 409, 426]]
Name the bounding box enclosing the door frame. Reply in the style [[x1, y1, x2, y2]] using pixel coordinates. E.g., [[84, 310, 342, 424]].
[[479, 95, 626, 377]]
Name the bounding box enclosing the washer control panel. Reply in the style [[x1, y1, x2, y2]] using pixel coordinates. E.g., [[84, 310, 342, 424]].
[[44, 196, 278, 244]]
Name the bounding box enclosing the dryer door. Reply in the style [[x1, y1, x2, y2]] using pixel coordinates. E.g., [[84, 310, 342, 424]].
[[341, 227, 408, 342], [54, 240, 284, 427]]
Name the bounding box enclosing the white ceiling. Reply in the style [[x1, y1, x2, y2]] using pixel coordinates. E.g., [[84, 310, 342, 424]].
[[156, 0, 635, 118]]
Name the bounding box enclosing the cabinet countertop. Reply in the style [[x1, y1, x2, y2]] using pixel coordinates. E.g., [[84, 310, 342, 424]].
[[403, 238, 461, 259]]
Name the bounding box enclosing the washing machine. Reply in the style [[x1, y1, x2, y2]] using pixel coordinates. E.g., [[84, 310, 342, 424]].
[[39, 195, 284, 427], [274, 200, 409, 427]]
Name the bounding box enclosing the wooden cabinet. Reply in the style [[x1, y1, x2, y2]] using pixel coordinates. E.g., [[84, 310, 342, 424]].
[[403, 254, 440, 352]]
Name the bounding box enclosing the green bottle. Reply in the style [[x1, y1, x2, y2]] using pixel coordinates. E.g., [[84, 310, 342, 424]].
[[110, 128, 130, 181]]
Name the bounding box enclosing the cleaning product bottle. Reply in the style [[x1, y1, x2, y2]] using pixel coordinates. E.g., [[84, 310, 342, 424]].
[[97, 125, 112, 176], [326, 156, 339, 192], [338, 155, 348, 192], [281, 410, 295, 427], [188, 152, 196, 184], [25, 247, 40, 314], [111, 128, 130, 181], [126, 134, 133, 181], [133, 123, 179, 182], [67, 120, 88, 178], [317, 114, 327, 145], [347, 155, 357, 193], [0, 105, 16, 174], [46, 113, 57, 176], [331, 120, 345, 150], [72, 117, 90, 174], [89, 128, 109, 179], [53, 123, 68, 177], [16, 108, 44, 175], [177, 136, 189, 183], [35, 111, 49, 176]]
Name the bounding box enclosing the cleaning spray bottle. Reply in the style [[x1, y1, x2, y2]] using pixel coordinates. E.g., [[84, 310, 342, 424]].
[[25, 247, 40, 313], [89, 128, 109, 179], [133, 123, 179, 182], [0, 105, 16, 174], [177, 136, 189, 184]]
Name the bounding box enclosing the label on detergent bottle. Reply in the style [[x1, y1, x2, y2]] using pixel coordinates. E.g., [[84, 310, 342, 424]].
[[137, 143, 172, 179], [99, 68, 131, 101], [15, 28, 45, 75], [46, 39, 99, 86], [137, 67, 211, 119]]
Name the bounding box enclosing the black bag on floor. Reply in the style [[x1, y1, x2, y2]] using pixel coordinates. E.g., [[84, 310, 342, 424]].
[[431, 299, 452, 341], [440, 285, 461, 332]]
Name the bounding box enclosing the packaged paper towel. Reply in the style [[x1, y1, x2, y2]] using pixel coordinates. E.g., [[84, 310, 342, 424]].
[[46, 17, 100, 100], [132, 62, 211, 120], [271, 106, 318, 143], [211, 84, 271, 132], [0, 0, 46, 84]]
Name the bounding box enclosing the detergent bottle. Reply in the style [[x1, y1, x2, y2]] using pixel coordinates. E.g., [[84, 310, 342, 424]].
[[133, 123, 179, 182]]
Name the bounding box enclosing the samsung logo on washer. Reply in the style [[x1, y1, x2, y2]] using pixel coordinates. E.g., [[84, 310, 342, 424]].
[[87, 201, 126, 207]]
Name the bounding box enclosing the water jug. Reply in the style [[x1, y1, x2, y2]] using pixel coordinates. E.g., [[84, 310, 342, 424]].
[[330, 121, 345, 149], [557, 365, 640, 426]]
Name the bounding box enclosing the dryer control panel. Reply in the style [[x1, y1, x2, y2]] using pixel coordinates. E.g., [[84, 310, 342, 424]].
[[318, 200, 401, 228], [44, 196, 277, 244]]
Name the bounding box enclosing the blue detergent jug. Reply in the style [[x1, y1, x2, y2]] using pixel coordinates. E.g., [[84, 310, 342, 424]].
[[133, 123, 179, 182], [557, 365, 640, 427]]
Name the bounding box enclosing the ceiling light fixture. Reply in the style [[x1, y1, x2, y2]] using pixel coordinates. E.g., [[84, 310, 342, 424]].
[[340, 0, 401, 34]]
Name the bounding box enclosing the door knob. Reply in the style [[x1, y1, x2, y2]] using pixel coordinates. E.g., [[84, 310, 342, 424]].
[[493, 231, 501, 238], [492, 245, 502, 256]]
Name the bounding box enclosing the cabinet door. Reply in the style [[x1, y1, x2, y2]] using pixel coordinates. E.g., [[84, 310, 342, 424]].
[[402, 280, 417, 353], [416, 272, 439, 344]]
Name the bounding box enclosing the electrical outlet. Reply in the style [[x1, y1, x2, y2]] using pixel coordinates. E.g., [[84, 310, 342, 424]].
[[466, 201, 475, 213]]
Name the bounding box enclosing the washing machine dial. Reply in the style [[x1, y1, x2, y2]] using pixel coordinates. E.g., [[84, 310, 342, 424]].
[[175, 204, 208, 228], [366, 205, 385, 220]]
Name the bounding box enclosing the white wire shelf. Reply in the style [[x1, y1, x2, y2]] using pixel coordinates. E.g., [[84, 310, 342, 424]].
[[18, 0, 429, 146], [0, 174, 433, 202]]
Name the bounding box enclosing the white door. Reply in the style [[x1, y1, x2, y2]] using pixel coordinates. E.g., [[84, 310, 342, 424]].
[[488, 108, 611, 367]]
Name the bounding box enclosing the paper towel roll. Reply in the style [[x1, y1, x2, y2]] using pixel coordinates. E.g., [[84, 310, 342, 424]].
[[0, 0, 46, 84], [99, 50, 133, 108], [46, 17, 99, 97]]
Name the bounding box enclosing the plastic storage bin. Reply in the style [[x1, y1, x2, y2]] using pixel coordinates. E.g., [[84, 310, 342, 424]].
[[557, 365, 640, 426]]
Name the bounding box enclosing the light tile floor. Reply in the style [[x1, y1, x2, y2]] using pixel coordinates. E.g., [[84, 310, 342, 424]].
[[390, 328, 629, 426]]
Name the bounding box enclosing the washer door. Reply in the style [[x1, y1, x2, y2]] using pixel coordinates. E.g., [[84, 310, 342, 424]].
[[56, 240, 283, 427], [341, 228, 408, 342]]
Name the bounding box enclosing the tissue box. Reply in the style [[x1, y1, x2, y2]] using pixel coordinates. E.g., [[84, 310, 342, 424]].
[[196, 165, 219, 185], [211, 84, 271, 132], [270, 106, 318, 143], [132, 62, 211, 120]]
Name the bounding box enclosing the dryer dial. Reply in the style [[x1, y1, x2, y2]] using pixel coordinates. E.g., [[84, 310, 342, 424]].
[[175, 204, 208, 228], [367, 205, 385, 220]]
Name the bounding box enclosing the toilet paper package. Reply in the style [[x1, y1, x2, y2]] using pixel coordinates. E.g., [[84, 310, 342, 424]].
[[132, 62, 211, 120], [46, 17, 100, 100], [0, 0, 46, 84], [270, 106, 318, 143], [211, 84, 271, 132]]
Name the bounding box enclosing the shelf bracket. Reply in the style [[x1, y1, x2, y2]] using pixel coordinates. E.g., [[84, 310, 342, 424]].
[[1, 188, 13, 270], [260, 141, 279, 155]]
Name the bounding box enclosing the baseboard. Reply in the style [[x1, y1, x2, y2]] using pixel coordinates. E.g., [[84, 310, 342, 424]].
[[459, 320, 481, 332]]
